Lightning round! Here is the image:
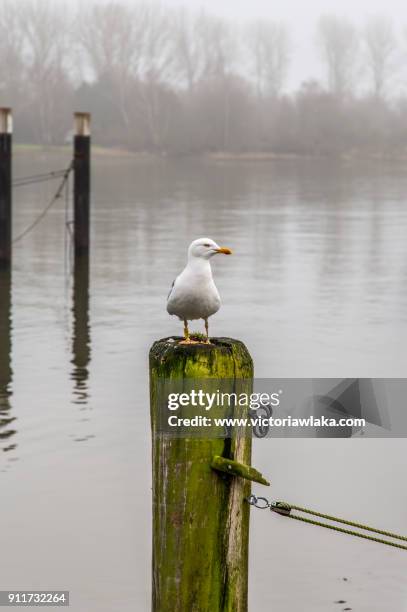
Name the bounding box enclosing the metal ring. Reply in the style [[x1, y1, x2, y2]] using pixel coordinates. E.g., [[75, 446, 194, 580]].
[[246, 495, 258, 506], [246, 495, 270, 509], [246, 495, 271, 509], [254, 496, 271, 509]]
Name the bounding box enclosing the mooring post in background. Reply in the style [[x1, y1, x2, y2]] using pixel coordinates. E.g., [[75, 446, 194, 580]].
[[73, 112, 91, 256], [150, 338, 254, 612], [0, 108, 12, 267]]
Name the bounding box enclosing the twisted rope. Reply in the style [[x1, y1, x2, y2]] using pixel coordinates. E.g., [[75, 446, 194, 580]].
[[289, 503, 407, 542], [247, 495, 407, 552]]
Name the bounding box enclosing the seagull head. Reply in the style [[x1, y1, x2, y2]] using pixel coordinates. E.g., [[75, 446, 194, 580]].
[[188, 238, 232, 261]]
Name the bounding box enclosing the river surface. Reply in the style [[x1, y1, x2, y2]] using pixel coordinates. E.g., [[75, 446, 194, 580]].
[[1, 151, 407, 611]]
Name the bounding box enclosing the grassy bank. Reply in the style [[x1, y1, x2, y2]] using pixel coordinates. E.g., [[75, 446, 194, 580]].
[[14, 143, 407, 163]]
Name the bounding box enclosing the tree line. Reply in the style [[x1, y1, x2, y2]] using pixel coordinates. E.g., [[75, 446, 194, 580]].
[[0, 0, 406, 156]]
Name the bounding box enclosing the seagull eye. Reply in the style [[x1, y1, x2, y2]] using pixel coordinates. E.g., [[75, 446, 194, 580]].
[[203, 243, 211, 247]]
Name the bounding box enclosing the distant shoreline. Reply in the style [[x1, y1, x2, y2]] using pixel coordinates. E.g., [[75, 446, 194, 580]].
[[14, 144, 142, 158], [14, 144, 407, 163], [205, 151, 407, 162]]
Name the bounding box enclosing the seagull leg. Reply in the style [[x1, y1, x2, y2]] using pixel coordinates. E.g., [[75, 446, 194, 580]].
[[179, 320, 201, 344], [184, 320, 190, 341], [204, 318, 210, 344], [179, 320, 193, 344]]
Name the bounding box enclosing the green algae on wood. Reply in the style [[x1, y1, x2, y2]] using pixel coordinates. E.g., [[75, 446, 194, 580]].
[[210, 455, 270, 486], [150, 337, 254, 612]]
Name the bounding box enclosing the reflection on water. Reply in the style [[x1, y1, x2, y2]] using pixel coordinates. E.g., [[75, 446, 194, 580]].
[[0, 267, 15, 453], [71, 255, 91, 406]]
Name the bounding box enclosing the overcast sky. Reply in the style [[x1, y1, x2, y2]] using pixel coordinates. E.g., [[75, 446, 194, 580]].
[[80, 0, 406, 91], [159, 0, 405, 90], [160, 0, 402, 21]]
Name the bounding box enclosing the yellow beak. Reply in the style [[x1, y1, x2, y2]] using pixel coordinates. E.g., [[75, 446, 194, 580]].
[[216, 247, 232, 255]]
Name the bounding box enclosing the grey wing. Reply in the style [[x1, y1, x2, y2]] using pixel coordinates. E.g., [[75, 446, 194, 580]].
[[167, 278, 176, 301]]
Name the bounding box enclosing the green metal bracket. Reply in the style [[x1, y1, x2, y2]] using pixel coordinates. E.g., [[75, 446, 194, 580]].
[[211, 455, 270, 486]]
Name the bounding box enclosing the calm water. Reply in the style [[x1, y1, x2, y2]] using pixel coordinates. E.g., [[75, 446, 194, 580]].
[[1, 151, 407, 611]]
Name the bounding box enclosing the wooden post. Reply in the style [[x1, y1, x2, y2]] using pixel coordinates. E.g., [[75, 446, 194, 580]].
[[0, 108, 12, 267], [73, 112, 91, 256], [150, 337, 254, 612]]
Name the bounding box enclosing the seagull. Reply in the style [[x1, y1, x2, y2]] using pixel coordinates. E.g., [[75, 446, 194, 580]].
[[167, 238, 232, 343]]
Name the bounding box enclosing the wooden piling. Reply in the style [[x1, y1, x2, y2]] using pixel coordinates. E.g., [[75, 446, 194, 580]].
[[73, 112, 91, 256], [0, 108, 12, 267], [150, 337, 254, 612]]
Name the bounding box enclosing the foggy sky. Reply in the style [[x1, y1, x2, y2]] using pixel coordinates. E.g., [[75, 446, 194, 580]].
[[99, 0, 404, 90], [160, 0, 403, 20]]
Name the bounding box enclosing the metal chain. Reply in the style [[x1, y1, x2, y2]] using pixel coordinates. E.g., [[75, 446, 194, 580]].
[[12, 162, 73, 245], [247, 495, 407, 552], [13, 169, 67, 189]]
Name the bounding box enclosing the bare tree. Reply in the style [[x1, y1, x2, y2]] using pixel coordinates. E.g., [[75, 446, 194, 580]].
[[78, 2, 147, 127], [247, 19, 289, 98], [16, 0, 72, 143], [196, 15, 238, 150], [172, 8, 205, 93], [78, 2, 176, 150], [317, 15, 359, 97], [0, 1, 26, 108], [1, 0, 407, 155], [199, 14, 236, 79], [137, 4, 176, 150], [365, 15, 396, 99]]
